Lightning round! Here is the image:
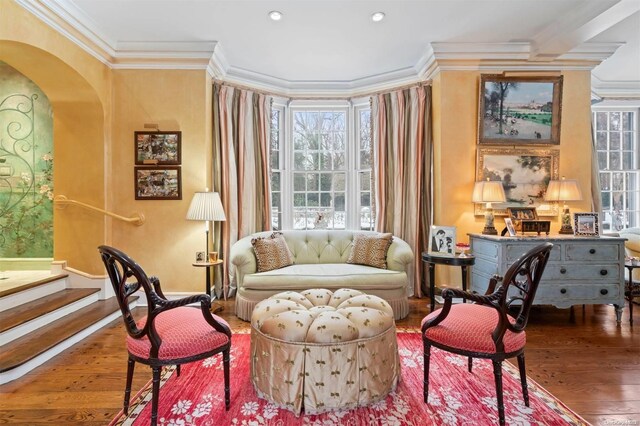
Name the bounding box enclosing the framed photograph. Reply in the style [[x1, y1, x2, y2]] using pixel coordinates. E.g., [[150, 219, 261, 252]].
[[574, 213, 600, 236], [135, 131, 181, 165], [478, 74, 563, 145], [134, 166, 182, 200], [504, 218, 517, 236], [476, 147, 559, 216], [429, 226, 456, 256]]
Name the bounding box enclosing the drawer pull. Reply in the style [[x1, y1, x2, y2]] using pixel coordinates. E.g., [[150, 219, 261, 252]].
[[560, 288, 567, 294], [600, 269, 608, 276], [589, 248, 596, 254], [560, 268, 567, 274], [600, 289, 608, 295]]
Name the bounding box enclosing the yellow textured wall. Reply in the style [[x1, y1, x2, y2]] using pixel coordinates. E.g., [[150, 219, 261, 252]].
[[0, 1, 110, 274], [111, 69, 211, 292], [433, 70, 594, 285]]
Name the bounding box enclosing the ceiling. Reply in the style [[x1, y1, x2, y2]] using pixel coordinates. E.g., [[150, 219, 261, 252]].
[[29, 0, 640, 96]]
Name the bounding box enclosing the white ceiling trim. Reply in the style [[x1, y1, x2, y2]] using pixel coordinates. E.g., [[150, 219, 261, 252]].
[[15, 0, 626, 97], [592, 74, 640, 98]]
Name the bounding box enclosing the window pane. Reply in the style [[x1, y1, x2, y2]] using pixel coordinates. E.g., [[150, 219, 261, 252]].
[[612, 192, 624, 210], [360, 171, 371, 191], [623, 112, 634, 131], [294, 193, 305, 207], [602, 191, 611, 209], [320, 173, 332, 191], [270, 150, 279, 169], [271, 172, 280, 191], [596, 132, 607, 150], [294, 173, 305, 191], [598, 152, 608, 170], [623, 132, 634, 150], [610, 132, 621, 150], [320, 192, 332, 207], [334, 192, 345, 211], [361, 192, 370, 207], [333, 152, 345, 170], [610, 152, 621, 170], [320, 153, 332, 170], [293, 134, 306, 150], [334, 133, 345, 151], [626, 173, 637, 191], [610, 112, 621, 131], [334, 173, 346, 191], [612, 172, 624, 191], [271, 192, 280, 207], [596, 112, 608, 130], [360, 149, 371, 168], [600, 173, 610, 190], [623, 152, 634, 170], [307, 173, 319, 191], [307, 193, 319, 206]]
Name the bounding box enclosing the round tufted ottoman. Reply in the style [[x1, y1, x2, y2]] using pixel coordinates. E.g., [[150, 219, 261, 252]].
[[250, 288, 400, 415]]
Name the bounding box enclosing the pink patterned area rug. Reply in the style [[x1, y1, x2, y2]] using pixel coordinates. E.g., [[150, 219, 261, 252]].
[[110, 331, 588, 425]]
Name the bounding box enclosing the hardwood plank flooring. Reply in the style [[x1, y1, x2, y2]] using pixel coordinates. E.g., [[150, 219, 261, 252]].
[[0, 299, 638, 425]]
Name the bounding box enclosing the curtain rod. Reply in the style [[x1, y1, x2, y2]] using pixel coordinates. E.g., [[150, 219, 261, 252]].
[[212, 79, 432, 101]]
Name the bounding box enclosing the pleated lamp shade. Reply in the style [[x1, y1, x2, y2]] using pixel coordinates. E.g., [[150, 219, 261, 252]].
[[472, 180, 506, 203], [186, 191, 226, 222], [545, 178, 583, 202]]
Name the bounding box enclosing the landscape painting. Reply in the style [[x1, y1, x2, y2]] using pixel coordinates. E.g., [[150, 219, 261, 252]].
[[478, 75, 563, 145], [476, 147, 559, 216]]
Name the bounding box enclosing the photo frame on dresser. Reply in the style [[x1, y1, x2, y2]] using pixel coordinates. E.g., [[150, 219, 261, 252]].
[[574, 212, 600, 236]]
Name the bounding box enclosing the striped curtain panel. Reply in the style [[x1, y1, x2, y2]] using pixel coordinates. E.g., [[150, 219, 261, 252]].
[[212, 84, 272, 298], [372, 85, 432, 297]]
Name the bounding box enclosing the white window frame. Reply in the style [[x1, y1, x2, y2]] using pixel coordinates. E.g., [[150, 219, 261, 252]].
[[592, 102, 640, 231], [271, 99, 371, 231]]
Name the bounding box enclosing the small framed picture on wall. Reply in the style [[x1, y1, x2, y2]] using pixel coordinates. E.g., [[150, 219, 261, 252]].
[[134, 166, 182, 200], [135, 131, 181, 165]]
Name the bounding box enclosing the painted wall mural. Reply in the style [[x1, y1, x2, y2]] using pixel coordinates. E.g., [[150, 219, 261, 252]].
[[0, 62, 53, 257]]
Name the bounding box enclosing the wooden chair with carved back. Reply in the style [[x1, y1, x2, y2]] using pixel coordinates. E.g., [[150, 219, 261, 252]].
[[98, 245, 232, 426], [421, 242, 553, 425]]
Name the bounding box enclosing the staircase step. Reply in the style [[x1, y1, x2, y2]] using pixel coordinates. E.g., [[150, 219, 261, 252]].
[[0, 289, 103, 346], [0, 272, 68, 298], [0, 296, 136, 376], [0, 274, 69, 313]]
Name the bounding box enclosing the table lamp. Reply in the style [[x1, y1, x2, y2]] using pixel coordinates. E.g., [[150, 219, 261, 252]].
[[545, 177, 582, 234], [186, 190, 226, 257], [472, 179, 506, 235]]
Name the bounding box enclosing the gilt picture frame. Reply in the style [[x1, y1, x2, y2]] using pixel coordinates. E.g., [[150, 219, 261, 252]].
[[476, 147, 559, 217], [478, 74, 563, 145], [135, 131, 181, 165]]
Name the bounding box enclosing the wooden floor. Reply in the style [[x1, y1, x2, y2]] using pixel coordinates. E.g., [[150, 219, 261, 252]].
[[0, 298, 638, 425]]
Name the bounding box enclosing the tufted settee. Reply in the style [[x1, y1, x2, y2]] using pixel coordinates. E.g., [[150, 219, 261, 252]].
[[230, 230, 414, 321]]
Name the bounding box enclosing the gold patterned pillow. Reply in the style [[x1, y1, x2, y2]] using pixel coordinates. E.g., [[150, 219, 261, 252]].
[[347, 233, 393, 269], [251, 232, 294, 272]]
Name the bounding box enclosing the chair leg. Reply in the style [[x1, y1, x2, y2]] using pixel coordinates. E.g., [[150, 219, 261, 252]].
[[124, 357, 135, 415], [468, 357, 473, 372], [517, 353, 530, 407], [176, 365, 181, 377], [423, 341, 432, 404], [630, 296, 634, 325], [223, 349, 230, 410], [151, 366, 161, 426], [492, 360, 505, 426]]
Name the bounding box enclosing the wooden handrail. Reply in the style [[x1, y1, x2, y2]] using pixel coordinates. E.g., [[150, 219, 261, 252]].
[[54, 195, 145, 226]]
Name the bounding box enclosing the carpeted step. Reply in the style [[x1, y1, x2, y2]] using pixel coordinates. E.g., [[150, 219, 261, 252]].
[[0, 288, 100, 334], [0, 296, 136, 374]]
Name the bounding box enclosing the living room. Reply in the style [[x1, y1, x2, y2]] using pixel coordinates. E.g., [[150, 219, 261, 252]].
[[0, 0, 639, 424]]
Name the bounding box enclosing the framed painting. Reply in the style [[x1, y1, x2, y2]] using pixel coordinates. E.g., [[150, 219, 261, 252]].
[[478, 75, 563, 145], [476, 147, 559, 216], [135, 131, 181, 165], [428, 225, 456, 256], [134, 166, 182, 200], [574, 212, 600, 236]]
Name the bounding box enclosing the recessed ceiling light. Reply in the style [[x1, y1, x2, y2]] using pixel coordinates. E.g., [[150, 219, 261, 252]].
[[269, 11, 283, 21], [371, 12, 385, 22]]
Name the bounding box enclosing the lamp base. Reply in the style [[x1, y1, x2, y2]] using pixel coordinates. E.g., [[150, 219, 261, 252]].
[[482, 226, 498, 235], [558, 224, 574, 234]]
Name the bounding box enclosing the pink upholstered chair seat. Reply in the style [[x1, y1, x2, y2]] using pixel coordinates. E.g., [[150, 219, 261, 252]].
[[422, 304, 525, 354], [127, 307, 231, 360]]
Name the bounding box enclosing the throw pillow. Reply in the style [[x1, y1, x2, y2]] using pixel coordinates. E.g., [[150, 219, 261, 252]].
[[347, 233, 393, 269], [251, 232, 294, 272]]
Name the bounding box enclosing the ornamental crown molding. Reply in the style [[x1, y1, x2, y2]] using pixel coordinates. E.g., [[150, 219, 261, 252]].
[[15, 1, 627, 97], [591, 74, 640, 99]]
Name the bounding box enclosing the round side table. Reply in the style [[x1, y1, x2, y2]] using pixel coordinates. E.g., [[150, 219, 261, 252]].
[[421, 252, 475, 312], [193, 259, 224, 298]]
